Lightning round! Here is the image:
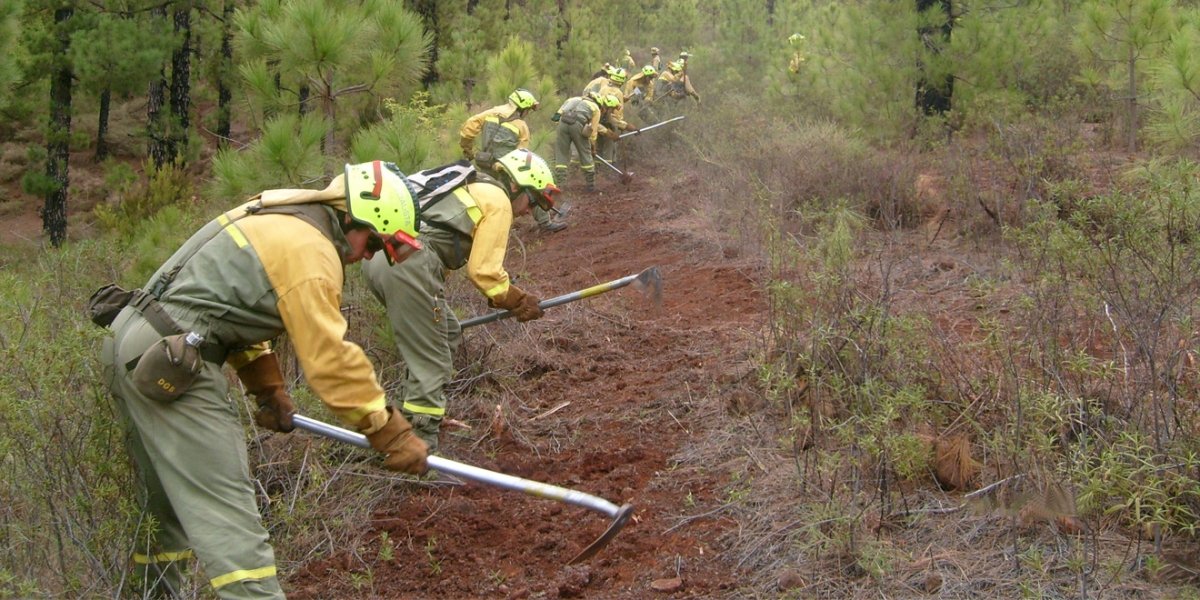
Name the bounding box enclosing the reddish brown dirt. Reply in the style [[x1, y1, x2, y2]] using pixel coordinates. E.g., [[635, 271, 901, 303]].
[[286, 155, 765, 599]]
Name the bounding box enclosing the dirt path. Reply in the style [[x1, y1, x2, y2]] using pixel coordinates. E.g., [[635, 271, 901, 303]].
[[288, 153, 766, 599]]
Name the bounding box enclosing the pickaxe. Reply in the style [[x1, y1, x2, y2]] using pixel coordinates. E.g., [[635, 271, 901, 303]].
[[292, 414, 634, 564], [461, 266, 662, 329]]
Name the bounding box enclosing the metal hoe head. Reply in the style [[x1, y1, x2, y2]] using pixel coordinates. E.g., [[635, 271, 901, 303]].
[[594, 153, 633, 185], [630, 265, 663, 307], [569, 503, 635, 564]]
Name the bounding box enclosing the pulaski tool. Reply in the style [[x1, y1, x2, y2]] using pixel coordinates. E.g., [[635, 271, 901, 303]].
[[460, 266, 663, 329]]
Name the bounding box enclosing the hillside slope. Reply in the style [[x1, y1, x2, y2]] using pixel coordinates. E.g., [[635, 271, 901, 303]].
[[286, 148, 767, 599]]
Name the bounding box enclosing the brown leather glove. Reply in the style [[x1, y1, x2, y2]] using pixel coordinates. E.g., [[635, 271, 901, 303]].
[[236, 353, 295, 433], [364, 407, 428, 475], [489, 285, 545, 322]]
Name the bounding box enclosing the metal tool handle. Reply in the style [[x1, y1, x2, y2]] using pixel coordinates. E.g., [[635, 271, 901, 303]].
[[292, 414, 623, 519], [460, 272, 643, 329], [619, 115, 685, 139]]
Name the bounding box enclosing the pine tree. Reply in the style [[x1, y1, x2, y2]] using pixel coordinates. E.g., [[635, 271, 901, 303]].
[[0, 1, 25, 120], [234, 0, 430, 157], [69, 9, 174, 161], [1075, 0, 1175, 152]]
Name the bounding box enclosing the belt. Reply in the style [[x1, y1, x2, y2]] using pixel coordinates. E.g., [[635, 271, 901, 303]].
[[127, 292, 228, 365]]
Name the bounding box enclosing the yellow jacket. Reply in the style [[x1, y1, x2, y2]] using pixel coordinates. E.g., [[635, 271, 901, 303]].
[[222, 206, 390, 430], [460, 181, 519, 300], [459, 102, 530, 158], [623, 73, 655, 103]]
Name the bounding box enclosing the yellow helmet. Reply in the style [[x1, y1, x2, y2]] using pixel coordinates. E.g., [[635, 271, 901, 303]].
[[343, 161, 422, 261], [667, 60, 683, 73], [650, 47, 659, 55], [508, 88, 539, 110], [495, 149, 560, 211], [642, 65, 657, 77], [609, 67, 628, 84]]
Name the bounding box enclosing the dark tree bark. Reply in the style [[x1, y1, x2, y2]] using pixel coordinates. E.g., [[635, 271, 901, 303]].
[[44, 6, 74, 247], [168, 3, 192, 163], [766, 0, 775, 25], [408, 0, 439, 88], [95, 87, 110, 162], [299, 84, 310, 115], [915, 0, 953, 116], [148, 5, 170, 168], [467, 0, 479, 15], [216, 0, 234, 146], [556, 0, 570, 61]]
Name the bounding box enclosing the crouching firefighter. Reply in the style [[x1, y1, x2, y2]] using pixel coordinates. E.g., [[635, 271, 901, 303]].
[[91, 161, 429, 599], [362, 149, 559, 454]]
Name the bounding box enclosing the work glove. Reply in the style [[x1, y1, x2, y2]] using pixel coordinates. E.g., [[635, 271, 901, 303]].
[[364, 407, 428, 475], [605, 129, 620, 141], [489, 285, 545, 322], [236, 353, 296, 433], [628, 127, 641, 135]]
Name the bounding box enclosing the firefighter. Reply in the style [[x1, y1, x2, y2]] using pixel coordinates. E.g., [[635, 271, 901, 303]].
[[362, 149, 557, 453], [98, 162, 428, 598]]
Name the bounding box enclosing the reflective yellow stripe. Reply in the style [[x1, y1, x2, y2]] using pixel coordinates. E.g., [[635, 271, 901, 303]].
[[218, 214, 248, 247], [133, 550, 194, 564], [342, 394, 388, 426], [210, 565, 277, 589], [484, 281, 511, 299], [453, 188, 483, 225], [501, 122, 520, 134], [402, 402, 446, 416]]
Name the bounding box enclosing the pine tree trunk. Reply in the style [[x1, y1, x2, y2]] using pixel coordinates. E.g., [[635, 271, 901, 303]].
[[44, 6, 74, 247], [299, 84, 310, 115], [95, 87, 110, 162], [148, 6, 170, 168], [766, 0, 775, 25], [556, 0, 570, 61], [168, 4, 192, 164], [409, 0, 439, 87], [216, 0, 234, 147], [1127, 41, 1137, 153], [915, 0, 953, 116]]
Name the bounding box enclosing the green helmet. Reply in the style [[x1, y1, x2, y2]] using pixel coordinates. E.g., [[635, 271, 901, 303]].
[[642, 65, 657, 77], [609, 67, 628, 84], [495, 149, 560, 212], [508, 88, 539, 110], [343, 161, 422, 260], [589, 92, 620, 109]]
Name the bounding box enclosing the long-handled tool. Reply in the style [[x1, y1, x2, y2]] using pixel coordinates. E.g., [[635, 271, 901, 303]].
[[461, 266, 662, 329], [593, 153, 633, 185], [292, 414, 634, 564], [619, 115, 685, 139]]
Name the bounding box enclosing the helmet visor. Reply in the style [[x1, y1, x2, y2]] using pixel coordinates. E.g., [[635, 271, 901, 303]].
[[528, 183, 560, 213], [373, 229, 423, 265]]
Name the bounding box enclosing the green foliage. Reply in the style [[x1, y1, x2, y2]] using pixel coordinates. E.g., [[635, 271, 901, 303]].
[[0, 241, 142, 597], [0, 0, 26, 118], [68, 12, 175, 98], [234, 0, 431, 153], [209, 112, 328, 200], [352, 92, 459, 171], [792, 2, 923, 140], [1074, 0, 1175, 150], [93, 161, 196, 241], [483, 36, 558, 114]]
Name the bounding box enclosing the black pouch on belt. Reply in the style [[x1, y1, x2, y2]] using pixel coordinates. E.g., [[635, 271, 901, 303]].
[[87, 284, 136, 328], [132, 333, 204, 403]]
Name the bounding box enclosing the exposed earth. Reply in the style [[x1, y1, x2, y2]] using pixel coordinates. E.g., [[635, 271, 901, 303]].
[[284, 146, 766, 599]]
